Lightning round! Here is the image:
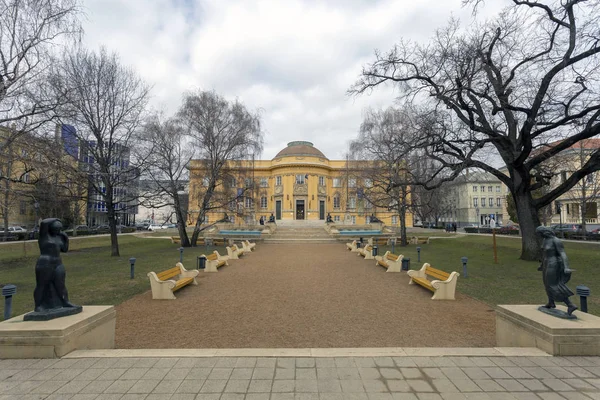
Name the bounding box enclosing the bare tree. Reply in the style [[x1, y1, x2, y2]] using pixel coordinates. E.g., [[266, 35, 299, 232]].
[[178, 90, 263, 246], [0, 0, 81, 155], [141, 114, 193, 246], [51, 47, 150, 256], [351, 0, 600, 260], [350, 107, 414, 245]]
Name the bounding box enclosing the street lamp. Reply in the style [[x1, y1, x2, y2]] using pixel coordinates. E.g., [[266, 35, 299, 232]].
[[476, 207, 480, 230]]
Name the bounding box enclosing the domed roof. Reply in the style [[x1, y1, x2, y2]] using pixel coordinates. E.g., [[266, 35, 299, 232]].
[[274, 141, 327, 159]]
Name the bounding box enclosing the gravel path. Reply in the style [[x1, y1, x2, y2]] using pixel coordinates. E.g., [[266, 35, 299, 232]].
[[116, 243, 496, 348]]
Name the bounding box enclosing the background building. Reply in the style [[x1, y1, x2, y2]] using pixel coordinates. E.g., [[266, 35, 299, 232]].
[[188, 141, 413, 226], [450, 170, 507, 227]]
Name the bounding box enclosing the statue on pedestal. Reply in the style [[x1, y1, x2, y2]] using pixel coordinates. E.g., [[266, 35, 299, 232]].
[[536, 226, 577, 319], [24, 218, 82, 321], [326, 213, 333, 223]]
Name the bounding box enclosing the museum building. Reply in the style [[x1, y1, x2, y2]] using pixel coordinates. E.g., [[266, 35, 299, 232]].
[[188, 141, 412, 226]]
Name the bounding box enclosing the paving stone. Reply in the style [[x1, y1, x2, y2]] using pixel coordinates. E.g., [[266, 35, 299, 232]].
[[544, 368, 577, 379], [337, 369, 360, 380], [297, 359, 317, 368], [448, 358, 477, 368], [355, 359, 376, 368], [236, 358, 258, 368], [247, 380, 272, 393], [247, 393, 271, 400], [536, 393, 566, 400], [165, 368, 191, 380], [434, 359, 457, 367], [141, 368, 170, 380], [567, 367, 596, 378], [392, 359, 417, 368], [430, 379, 459, 393], [401, 368, 424, 379], [507, 358, 538, 368], [530, 358, 559, 367], [28, 379, 68, 394], [255, 359, 276, 368], [523, 368, 555, 379], [295, 380, 318, 393], [295, 393, 320, 400], [490, 358, 516, 367], [252, 368, 275, 380], [410, 358, 436, 368], [494, 379, 528, 392], [103, 380, 137, 394], [316, 359, 336, 368], [342, 393, 369, 400], [318, 380, 342, 393], [473, 380, 504, 392], [77, 380, 113, 394], [195, 394, 221, 400], [199, 380, 228, 393], [541, 379, 575, 392], [272, 380, 295, 392], [373, 358, 395, 368], [439, 394, 469, 400], [359, 369, 382, 380], [271, 393, 295, 400], [560, 379, 596, 390], [362, 380, 388, 393], [415, 395, 443, 400], [193, 359, 217, 368], [480, 368, 510, 379], [220, 394, 245, 400], [390, 394, 418, 400], [335, 359, 357, 368], [30, 369, 63, 381], [173, 358, 198, 369], [461, 368, 490, 380], [185, 368, 212, 380], [277, 358, 296, 369], [451, 379, 482, 392], [175, 379, 204, 394], [503, 368, 534, 379], [96, 395, 129, 400], [318, 369, 339, 380], [215, 358, 238, 368], [170, 394, 196, 400], [366, 394, 393, 400], [560, 393, 597, 400], [379, 369, 402, 379], [508, 393, 541, 400], [231, 368, 254, 380], [131, 358, 160, 368], [340, 380, 365, 393], [470, 358, 496, 368], [208, 368, 233, 380], [223, 379, 250, 393], [297, 369, 317, 380], [320, 394, 344, 400], [126, 379, 159, 394], [441, 368, 469, 380], [70, 394, 101, 400], [386, 380, 410, 393], [406, 380, 434, 393], [516, 379, 547, 391], [154, 358, 179, 368]]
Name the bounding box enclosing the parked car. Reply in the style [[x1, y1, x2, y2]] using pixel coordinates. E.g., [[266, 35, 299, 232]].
[[148, 224, 166, 231], [73, 225, 90, 231], [551, 224, 586, 233], [166, 223, 177, 229], [7, 226, 27, 232], [94, 225, 110, 233]]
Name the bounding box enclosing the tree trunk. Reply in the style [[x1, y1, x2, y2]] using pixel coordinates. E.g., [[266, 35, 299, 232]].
[[106, 198, 120, 257], [173, 192, 190, 247], [190, 209, 206, 247], [514, 190, 541, 261]]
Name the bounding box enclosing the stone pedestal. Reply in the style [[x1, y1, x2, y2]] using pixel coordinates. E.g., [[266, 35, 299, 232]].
[[0, 305, 115, 359], [496, 304, 600, 356]]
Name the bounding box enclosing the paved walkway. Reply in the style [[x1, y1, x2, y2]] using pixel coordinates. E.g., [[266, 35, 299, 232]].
[[1, 354, 599, 399]]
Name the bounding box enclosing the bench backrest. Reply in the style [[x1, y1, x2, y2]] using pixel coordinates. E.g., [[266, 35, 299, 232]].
[[387, 253, 400, 261], [232, 244, 240, 251], [364, 244, 372, 251], [206, 253, 218, 261], [425, 265, 450, 280], [156, 266, 180, 281]]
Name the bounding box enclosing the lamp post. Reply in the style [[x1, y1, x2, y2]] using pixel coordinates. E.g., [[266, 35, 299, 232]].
[[557, 202, 564, 239], [476, 207, 480, 232]]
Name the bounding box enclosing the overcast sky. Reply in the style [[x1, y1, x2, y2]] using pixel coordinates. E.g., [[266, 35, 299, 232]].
[[81, 0, 504, 160]]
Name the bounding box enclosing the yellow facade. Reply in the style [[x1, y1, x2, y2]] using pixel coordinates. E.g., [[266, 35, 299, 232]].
[[188, 141, 413, 226]]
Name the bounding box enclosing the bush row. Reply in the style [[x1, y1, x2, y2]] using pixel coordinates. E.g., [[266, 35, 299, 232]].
[[1, 227, 137, 241]]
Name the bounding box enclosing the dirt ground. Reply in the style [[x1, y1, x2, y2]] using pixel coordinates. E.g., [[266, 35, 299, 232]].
[[116, 243, 496, 348]]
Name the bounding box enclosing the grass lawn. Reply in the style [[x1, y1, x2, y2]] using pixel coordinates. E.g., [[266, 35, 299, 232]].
[[376, 234, 600, 316], [0, 234, 227, 320], [1, 233, 598, 321]]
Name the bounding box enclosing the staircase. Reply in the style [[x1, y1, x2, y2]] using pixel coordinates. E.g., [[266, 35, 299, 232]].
[[264, 220, 338, 244]]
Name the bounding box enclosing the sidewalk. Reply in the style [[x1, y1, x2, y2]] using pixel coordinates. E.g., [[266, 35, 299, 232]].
[[1, 351, 599, 399]]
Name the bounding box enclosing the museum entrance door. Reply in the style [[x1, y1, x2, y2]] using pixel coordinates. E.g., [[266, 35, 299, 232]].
[[296, 200, 305, 220], [319, 201, 325, 220], [276, 200, 282, 220]]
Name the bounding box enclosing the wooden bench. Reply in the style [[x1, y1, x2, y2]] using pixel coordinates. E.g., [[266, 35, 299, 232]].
[[241, 240, 256, 253], [357, 244, 374, 260], [374, 251, 404, 272], [171, 236, 181, 244], [407, 263, 459, 300], [226, 244, 244, 259], [206, 238, 225, 246], [411, 236, 430, 244], [203, 252, 229, 272], [372, 237, 389, 246], [147, 262, 199, 300]]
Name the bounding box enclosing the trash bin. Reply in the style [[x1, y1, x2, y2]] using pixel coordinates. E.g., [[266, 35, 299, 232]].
[[401, 257, 410, 271], [372, 245, 378, 257], [197, 255, 207, 270]]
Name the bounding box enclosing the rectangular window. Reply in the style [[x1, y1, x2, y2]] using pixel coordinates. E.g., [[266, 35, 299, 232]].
[[295, 174, 305, 184], [364, 178, 373, 188], [245, 178, 253, 188], [334, 215, 340, 222], [349, 196, 356, 209], [230, 177, 237, 188], [488, 186, 493, 192], [245, 197, 253, 208], [276, 176, 282, 186], [351, 216, 356, 224], [202, 177, 209, 187], [260, 178, 268, 187], [20, 201, 26, 215], [473, 186, 477, 192], [489, 197, 493, 207], [561, 171, 567, 183], [496, 186, 501, 192], [260, 196, 267, 208], [332, 178, 342, 188], [391, 215, 398, 225], [481, 197, 486, 207], [333, 196, 340, 209], [318, 176, 325, 186], [480, 185, 485, 192], [496, 198, 501, 207], [473, 198, 478, 207], [348, 178, 356, 188]]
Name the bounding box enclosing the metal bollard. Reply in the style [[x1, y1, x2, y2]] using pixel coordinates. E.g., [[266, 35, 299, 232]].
[[461, 256, 468, 278], [129, 257, 136, 279], [416, 246, 421, 262], [179, 247, 184, 263], [576, 285, 590, 313], [401, 257, 411, 271], [197, 255, 207, 270], [2, 284, 17, 320], [372, 245, 378, 257]]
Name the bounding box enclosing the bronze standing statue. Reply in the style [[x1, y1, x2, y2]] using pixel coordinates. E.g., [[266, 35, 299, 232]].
[[24, 218, 82, 321], [536, 226, 577, 318]]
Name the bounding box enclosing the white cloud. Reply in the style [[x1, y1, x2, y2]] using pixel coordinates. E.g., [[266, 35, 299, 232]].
[[81, 0, 505, 159]]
